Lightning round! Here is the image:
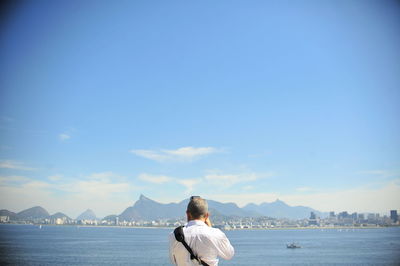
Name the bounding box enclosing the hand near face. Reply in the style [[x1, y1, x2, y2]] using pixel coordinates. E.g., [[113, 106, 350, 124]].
[[205, 216, 212, 227]]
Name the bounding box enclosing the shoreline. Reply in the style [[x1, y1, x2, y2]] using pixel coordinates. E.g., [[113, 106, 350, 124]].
[[1, 223, 398, 231]]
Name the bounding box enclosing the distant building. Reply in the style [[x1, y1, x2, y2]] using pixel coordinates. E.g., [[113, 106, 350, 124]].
[[329, 212, 335, 218], [367, 213, 378, 224], [390, 210, 398, 223], [338, 211, 349, 219], [0, 216, 9, 223], [309, 212, 318, 226]]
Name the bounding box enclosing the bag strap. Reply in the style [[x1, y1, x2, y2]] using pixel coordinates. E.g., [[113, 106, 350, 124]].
[[174, 226, 210, 266]]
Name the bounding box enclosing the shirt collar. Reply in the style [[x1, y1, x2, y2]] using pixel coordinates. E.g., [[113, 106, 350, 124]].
[[186, 220, 206, 227]]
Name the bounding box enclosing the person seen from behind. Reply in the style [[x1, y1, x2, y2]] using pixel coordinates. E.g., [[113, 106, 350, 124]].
[[169, 196, 234, 265]]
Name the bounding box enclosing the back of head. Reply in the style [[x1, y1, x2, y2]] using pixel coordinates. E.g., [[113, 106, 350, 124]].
[[187, 197, 208, 219]]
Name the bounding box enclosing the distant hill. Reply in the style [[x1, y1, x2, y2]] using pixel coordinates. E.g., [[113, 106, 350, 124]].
[[243, 199, 324, 219], [77, 209, 97, 220], [50, 212, 71, 220], [119, 194, 184, 221], [0, 209, 18, 220], [207, 200, 259, 217], [17, 206, 50, 220], [207, 208, 239, 224], [1, 208, 72, 221], [102, 215, 118, 222]]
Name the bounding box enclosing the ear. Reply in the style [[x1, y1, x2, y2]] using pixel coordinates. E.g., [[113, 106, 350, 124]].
[[204, 212, 209, 219], [186, 211, 192, 220]]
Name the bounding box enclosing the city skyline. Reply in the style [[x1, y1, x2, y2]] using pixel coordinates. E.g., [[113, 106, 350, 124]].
[[1, 1, 400, 218]]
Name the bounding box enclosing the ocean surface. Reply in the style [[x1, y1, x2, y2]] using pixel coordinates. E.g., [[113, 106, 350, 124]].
[[0, 224, 399, 265]]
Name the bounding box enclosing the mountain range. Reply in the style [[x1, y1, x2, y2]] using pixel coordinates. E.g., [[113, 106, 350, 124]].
[[121, 195, 324, 220], [243, 199, 323, 219], [0, 195, 324, 221], [0, 206, 72, 221]]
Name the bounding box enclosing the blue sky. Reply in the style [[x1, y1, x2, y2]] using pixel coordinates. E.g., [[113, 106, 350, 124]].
[[1, 0, 399, 217]]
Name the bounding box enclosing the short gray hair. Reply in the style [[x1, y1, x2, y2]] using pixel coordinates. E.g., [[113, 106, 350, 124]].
[[187, 197, 208, 219]]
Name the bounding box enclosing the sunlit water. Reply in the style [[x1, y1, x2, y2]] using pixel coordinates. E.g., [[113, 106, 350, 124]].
[[0, 225, 399, 265]]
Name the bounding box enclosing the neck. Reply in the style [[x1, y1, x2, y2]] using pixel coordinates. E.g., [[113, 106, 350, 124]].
[[191, 218, 205, 221], [188, 216, 206, 223], [188, 219, 205, 224]]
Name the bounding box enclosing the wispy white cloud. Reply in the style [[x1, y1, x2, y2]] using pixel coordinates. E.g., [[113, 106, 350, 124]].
[[60, 179, 131, 196], [59, 133, 71, 141], [65, 172, 132, 196], [138, 169, 271, 194], [0, 160, 36, 171], [296, 186, 315, 192], [175, 178, 202, 193], [58, 127, 77, 141], [131, 150, 163, 161], [131, 146, 220, 162], [359, 170, 399, 179], [283, 180, 400, 213], [138, 173, 173, 184], [138, 172, 201, 193], [48, 175, 63, 182], [0, 172, 137, 217], [86, 172, 125, 181], [165, 147, 218, 157], [0, 175, 31, 185], [204, 171, 273, 188], [247, 150, 272, 158]]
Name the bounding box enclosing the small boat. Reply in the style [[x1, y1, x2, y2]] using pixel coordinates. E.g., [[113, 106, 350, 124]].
[[287, 243, 301, 249]]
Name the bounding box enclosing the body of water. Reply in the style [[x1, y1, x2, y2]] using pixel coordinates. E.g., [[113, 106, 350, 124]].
[[0, 224, 399, 265]]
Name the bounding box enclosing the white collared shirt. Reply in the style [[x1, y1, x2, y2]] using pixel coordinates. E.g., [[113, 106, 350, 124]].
[[169, 220, 234, 266]]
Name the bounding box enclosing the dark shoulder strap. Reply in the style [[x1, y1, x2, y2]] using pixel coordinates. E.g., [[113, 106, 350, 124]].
[[173, 226, 210, 266]]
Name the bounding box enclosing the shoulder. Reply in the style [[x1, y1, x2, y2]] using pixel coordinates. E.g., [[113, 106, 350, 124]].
[[201, 226, 228, 240], [169, 230, 178, 243], [209, 227, 224, 234], [184, 224, 227, 240]]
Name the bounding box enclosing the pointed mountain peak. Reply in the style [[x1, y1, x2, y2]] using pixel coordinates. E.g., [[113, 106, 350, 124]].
[[139, 194, 150, 201], [272, 199, 289, 206], [138, 194, 158, 203], [258, 199, 289, 208], [133, 194, 159, 208]]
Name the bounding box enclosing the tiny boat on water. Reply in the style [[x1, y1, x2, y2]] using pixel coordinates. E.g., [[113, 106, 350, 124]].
[[286, 243, 301, 248]]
